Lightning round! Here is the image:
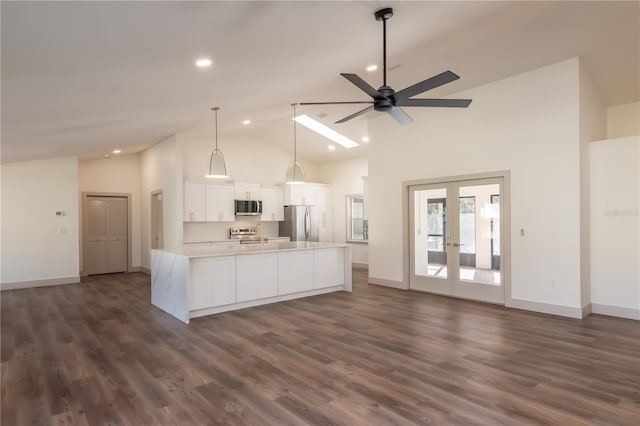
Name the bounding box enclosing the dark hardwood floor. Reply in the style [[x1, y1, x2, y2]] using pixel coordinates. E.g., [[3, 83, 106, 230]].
[[1, 268, 639, 425]]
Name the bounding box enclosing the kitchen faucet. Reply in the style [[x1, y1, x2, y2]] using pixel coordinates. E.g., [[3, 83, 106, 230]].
[[256, 221, 264, 244]]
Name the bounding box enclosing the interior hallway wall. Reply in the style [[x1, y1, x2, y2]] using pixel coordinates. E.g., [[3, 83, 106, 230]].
[[78, 154, 142, 271], [1, 156, 80, 288]]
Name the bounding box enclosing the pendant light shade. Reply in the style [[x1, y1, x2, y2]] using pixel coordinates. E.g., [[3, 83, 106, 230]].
[[285, 103, 306, 184], [205, 107, 229, 179]]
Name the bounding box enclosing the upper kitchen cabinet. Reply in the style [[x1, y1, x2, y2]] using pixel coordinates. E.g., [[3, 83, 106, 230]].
[[261, 187, 284, 221], [184, 182, 206, 222], [234, 183, 261, 200], [284, 183, 317, 206], [205, 184, 235, 222]]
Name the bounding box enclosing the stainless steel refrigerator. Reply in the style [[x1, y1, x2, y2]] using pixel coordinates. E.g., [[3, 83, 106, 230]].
[[279, 205, 319, 242]]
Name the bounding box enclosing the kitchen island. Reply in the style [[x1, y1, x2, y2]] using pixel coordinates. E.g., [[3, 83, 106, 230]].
[[151, 241, 351, 323]]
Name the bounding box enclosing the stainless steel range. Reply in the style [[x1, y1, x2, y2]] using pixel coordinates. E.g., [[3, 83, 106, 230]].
[[229, 227, 267, 244]]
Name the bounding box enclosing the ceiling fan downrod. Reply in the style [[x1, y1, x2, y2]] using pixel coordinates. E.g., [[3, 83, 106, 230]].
[[375, 7, 393, 87]]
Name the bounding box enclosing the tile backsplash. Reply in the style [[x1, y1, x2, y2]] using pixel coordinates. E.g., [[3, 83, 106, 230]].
[[183, 220, 280, 243]]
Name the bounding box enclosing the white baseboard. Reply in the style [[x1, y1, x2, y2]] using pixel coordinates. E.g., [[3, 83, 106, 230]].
[[1, 276, 80, 291], [141, 266, 151, 275], [368, 276, 408, 290], [352, 262, 368, 270], [507, 298, 585, 319], [591, 303, 640, 320]]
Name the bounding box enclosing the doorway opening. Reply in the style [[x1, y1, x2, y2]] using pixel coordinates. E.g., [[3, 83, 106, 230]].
[[151, 190, 164, 250]]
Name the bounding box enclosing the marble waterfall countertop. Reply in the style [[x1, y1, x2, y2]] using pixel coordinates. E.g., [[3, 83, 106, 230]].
[[159, 241, 350, 258]]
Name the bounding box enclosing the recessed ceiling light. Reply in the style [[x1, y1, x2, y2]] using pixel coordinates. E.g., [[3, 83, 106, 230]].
[[328, 145, 336, 151], [104, 154, 109, 158], [242, 119, 251, 125], [294, 115, 359, 148], [361, 136, 370, 143], [366, 64, 378, 72], [112, 149, 121, 154], [195, 58, 212, 67]]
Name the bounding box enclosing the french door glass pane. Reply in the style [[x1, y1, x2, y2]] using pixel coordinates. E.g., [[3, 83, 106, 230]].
[[458, 184, 500, 285], [414, 188, 447, 278]]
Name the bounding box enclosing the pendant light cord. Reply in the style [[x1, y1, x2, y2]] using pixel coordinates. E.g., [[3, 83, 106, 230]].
[[212, 107, 220, 150], [292, 103, 297, 180]]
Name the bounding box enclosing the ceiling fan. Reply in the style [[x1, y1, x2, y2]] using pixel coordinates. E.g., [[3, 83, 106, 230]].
[[300, 7, 472, 125]]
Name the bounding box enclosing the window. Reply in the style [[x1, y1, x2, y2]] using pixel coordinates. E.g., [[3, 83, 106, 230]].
[[346, 194, 368, 242]]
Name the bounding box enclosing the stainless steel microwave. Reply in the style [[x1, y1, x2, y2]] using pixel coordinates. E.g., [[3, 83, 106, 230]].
[[235, 200, 262, 216]]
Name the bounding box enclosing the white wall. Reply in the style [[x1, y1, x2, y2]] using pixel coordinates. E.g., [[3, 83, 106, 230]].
[[78, 154, 142, 269], [318, 157, 369, 265], [579, 63, 607, 306], [607, 101, 640, 139], [590, 136, 639, 319], [181, 132, 320, 184], [1, 157, 80, 287], [140, 135, 183, 269], [368, 58, 587, 310]]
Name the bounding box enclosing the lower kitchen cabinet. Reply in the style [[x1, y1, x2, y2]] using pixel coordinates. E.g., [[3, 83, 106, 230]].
[[278, 250, 314, 295], [314, 248, 345, 289], [236, 253, 278, 302], [188, 256, 236, 310]]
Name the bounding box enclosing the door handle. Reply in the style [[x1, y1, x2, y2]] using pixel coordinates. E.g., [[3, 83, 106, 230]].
[[453, 243, 462, 247]]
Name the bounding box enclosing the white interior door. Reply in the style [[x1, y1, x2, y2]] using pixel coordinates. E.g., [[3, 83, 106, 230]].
[[410, 177, 505, 304], [84, 195, 128, 275]]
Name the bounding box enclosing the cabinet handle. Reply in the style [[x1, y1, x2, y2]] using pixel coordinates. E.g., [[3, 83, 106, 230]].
[[272, 213, 275, 221], [219, 212, 223, 221]]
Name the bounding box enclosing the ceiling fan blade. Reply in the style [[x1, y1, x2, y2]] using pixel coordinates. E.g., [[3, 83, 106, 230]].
[[395, 71, 460, 100], [396, 98, 472, 108], [341, 73, 387, 100], [335, 105, 375, 124], [387, 106, 413, 125], [299, 101, 373, 106]]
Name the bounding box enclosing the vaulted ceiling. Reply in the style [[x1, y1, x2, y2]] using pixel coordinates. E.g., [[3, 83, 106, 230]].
[[2, 1, 638, 164]]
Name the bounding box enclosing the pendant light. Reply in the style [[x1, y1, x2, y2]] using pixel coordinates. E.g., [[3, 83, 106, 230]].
[[285, 103, 306, 184], [205, 107, 229, 179]]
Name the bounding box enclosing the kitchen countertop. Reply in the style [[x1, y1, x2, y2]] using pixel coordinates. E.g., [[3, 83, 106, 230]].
[[184, 236, 291, 244], [158, 241, 348, 258]]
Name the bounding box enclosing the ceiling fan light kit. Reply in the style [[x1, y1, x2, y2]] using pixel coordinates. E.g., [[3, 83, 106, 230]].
[[205, 107, 230, 179], [285, 103, 306, 185], [301, 7, 472, 125]]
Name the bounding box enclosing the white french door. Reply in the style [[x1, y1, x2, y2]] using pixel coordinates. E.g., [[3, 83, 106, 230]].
[[409, 177, 505, 304]]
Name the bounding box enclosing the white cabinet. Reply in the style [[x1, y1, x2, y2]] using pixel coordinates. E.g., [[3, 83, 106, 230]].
[[261, 187, 284, 221], [234, 183, 261, 200], [314, 248, 345, 289], [184, 183, 206, 222], [205, 184, 235, 222], [236, 253, 278, 302], [284, 184, 316, 206], [188, 256, 236, 310], [315, 186, 333, 242], [278, 250, 314, 295]]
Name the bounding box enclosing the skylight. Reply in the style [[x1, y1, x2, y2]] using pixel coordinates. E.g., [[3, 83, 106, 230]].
[[294, 115, 359, 149]]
